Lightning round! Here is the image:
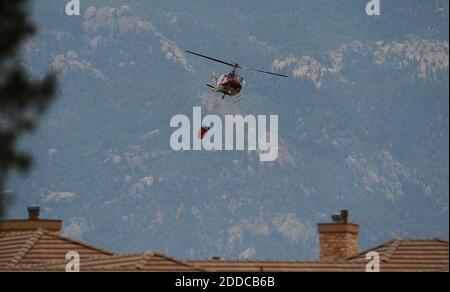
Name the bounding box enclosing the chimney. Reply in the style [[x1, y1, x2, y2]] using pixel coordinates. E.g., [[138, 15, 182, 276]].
[[28, 206, 40, 220], [0, 206, 62, 233], [317, 210, 359, 261]]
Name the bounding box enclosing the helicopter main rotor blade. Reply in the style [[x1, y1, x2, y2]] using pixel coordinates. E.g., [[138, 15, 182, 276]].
[[186, 50, 288, 77], [186, 50, 236, 68], [241, 66, 289, 78]]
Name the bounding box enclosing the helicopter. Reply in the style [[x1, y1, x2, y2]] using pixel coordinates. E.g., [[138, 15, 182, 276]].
[[186, 50, 288, 103]]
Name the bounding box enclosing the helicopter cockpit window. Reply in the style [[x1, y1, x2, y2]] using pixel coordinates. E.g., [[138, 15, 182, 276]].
[[234, 75, 244, 83]]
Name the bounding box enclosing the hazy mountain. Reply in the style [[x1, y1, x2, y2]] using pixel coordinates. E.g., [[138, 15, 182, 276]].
[[6, 0, 449, 259]]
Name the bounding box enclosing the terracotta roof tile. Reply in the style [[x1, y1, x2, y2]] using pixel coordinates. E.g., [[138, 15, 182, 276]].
[[185, 260, 367, 272], [1, 233, 447, 272], [345, 238, 449, 272], [0, 229, 114, 268], [11, 251, 206, 272], [184, 238, 448, 272], [0, 232, 31, 268]]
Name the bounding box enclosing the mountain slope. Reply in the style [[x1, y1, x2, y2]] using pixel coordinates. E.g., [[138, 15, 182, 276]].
[[6, 0, 449, 259]]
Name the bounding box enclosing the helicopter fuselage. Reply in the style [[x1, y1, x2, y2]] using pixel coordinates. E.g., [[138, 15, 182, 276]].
[[185, 50, 287, 101], [209, 72, 245, 96]]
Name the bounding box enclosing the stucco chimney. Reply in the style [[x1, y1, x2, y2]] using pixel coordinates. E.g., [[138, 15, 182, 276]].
[[317, 210, 359, 261]]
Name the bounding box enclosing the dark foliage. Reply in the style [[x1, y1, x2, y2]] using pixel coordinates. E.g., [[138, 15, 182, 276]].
[[0, 0, 56, 218]]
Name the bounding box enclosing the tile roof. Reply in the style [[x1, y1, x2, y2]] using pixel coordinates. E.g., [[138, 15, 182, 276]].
[[1, 233, 447, 272], [8, 252, 206, 272], [186, 259, 368, 272], [185, 238, 448, 272], [345, 238, 449, 272], [0, 228, 114, 269]]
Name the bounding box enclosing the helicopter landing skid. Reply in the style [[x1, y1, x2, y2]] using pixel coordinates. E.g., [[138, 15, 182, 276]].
[[233, 95, 242, 103]]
